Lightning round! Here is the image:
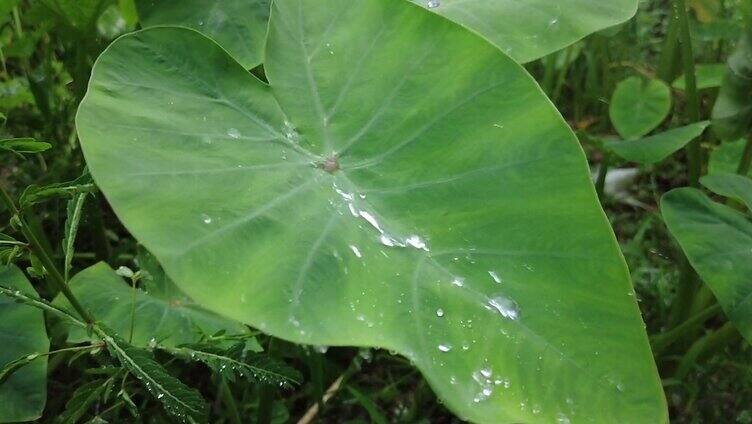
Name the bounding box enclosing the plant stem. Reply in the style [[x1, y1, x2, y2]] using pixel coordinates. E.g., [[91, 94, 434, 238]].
[[737, 136, 752, 175], [675, 321, 740, 379], [668, 256, 699, 329], [673, 0, 703, 187], [595, 158, 609, 200], [0, 185, 95, 323], [651, 303, 721, 355], [219, 377, 242, 424]]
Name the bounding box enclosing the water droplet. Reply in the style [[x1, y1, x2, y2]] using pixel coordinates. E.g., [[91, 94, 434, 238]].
[[436, 308, 445, 317], [451, 277, 465, 287], [487, 295, 519, 320], [427, 0, 440, 8], [227, 128, 241, 139], [480, 368, 492, 378], [157, 392, 165, 399], [438, 344, 452, 352], [349, 245, 362, 258], [116, 266, 134, 278], [405, 235, 429, 251], [557, 413, 571, 424], [488, 270, 502, 283], [201, 214, 213, 224]]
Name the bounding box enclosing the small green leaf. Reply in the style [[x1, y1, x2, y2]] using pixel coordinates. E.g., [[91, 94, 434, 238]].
[[604, 121, 710, 164], [58, 379, 108, 424], [712, 32, 752, 140], [63, 193, 88, 282], [0, 265, 49, 422], [701, 173, 752, 211], [55, 263, 249, 349], [95, 328, 209, 424], [135, 0, 270, 69], [19, 172, 95, 209], [672, 63, 726, 90], [661, 188, 752, 343], [165, 343, 302, 388], [610, 77, 672, 139], [0, 137, 52, 154]]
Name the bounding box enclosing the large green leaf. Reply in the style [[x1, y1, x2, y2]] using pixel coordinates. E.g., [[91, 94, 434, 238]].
[[604, 121, 709, 165], [135, 0, 270, 69], [610, 77, 672, 140], [55, 263, 248, 348], [662, 188, 752, 343], [77, 1, 665, 421], [0, 265, 49, 422], [407, 0, 637, 63]]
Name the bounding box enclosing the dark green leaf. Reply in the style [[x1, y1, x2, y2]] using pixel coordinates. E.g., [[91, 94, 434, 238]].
[[58, 379, 108, 424], [604, 121, 709, 164], [712, 31, 752, 140], [0, 265, 49, 422]]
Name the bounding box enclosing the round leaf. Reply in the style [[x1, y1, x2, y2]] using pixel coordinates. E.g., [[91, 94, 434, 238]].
[[77, 1, 666, 422], [135, 0, 270, 69], [610, 77, 672, 140], [408, 0, 638, 63]]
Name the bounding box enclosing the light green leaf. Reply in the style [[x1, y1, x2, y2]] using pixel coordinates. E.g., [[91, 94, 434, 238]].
[[661, 188, 752, 343], [701, 173, 752, 211], [95, 328, 209, 423], [408, 0, 638, 63], [672, 63, 726, 90], [610, 77, 672, 140], [0, 137, 52, 154], [19, 172, 95, 209], [709, 138, 751, 177], [76, 1, 665, 422], [55, 263, 248, 349], [712, 31, 752, 140], [135, 0, 270, 69], [604, 121, 710, 165], [0, 265, 49, 422]]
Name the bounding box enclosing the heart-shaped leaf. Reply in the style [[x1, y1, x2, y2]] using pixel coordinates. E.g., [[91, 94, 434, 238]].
[[77, 1, 665, 421], [0, 265, 49, 422], [55, 263, 249, 348], [408, 0, 638, 63], [662, 187, 752, 343], [610, 77, 672, 140], [701, 173, 752, 210], [135, 0, 270, 69], [604, 121, 709, 165]]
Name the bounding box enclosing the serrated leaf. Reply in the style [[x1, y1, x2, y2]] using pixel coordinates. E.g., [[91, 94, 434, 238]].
[[58, 379, 108, 424], [604, 121, 710, 164], [661, 188, 752, 343], [610, 77, 672, 140], [96, 328, 208, 423], [0, 265, 49, 422], [19, 172, 95, 209], [76, 1, 666, 421], [166, 343, 301, 388]]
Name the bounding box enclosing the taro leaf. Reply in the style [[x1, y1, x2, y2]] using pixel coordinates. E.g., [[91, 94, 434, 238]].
[[672, 63, 726, 90], [408, 0, 637, 63], [54, 263, 248, 348], [709, 138, 752, 177], [0, 265, 49, 422], [712, 31, 752, 140], [76, 1, 666, 421], [604, 121, 710, 165], [701, 173, 752, 211], [661, 188, 752, 343], [135, 0, 270, 69], [610, 76, 672, 140], [95, 328, 209, 423]]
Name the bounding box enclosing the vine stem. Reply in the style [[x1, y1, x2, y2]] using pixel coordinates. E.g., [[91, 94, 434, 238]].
[[673, 0, 702, 187], [0, 184, 95, 323]]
